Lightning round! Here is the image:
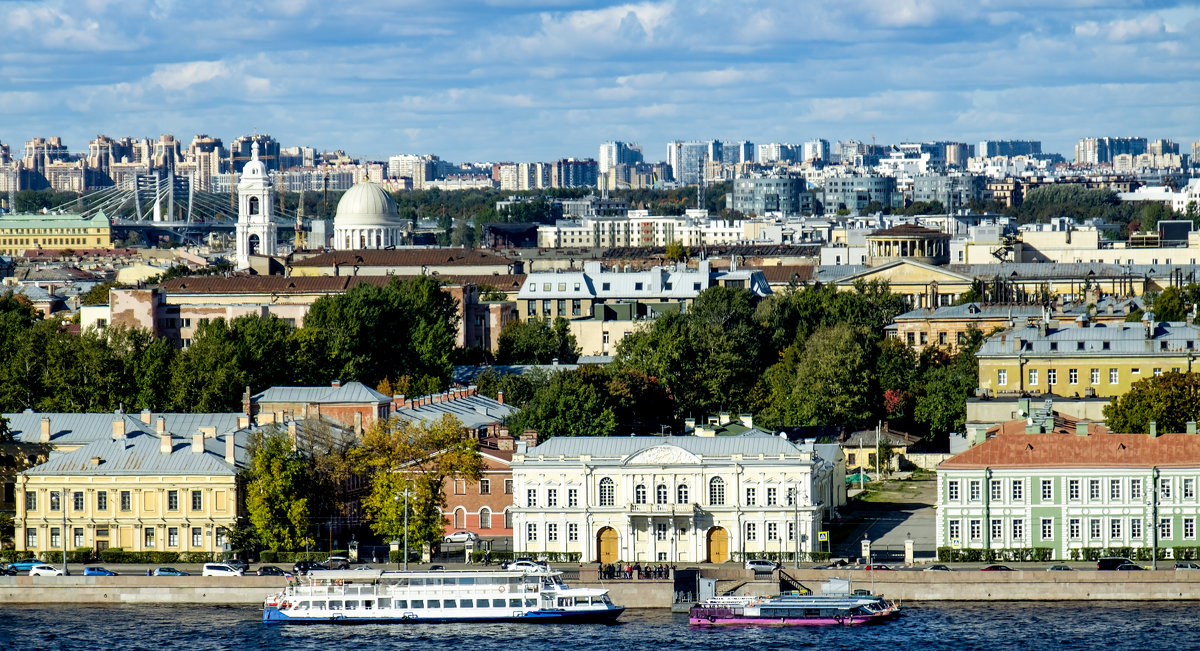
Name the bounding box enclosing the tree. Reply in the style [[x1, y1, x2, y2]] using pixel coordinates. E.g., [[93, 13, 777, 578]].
[[80, 282, 124, 306], [496, 317, 579, 364], [244, 429, 314, 551], [665, 240, 689, 262], [759, 324, 877, 428], [1103, 371, 1200, 434], [1151, 286, 1187, 322], [913, 329, 983, 439], [504, 367, 618, 440], [352, 414, 482, 550]]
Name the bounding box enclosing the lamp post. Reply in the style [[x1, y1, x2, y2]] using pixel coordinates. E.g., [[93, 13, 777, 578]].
[[61, 487, 70, 576], [396, 487, 413, 571], [1150, 468, 1159, 571], [790, 486, 800, 569]]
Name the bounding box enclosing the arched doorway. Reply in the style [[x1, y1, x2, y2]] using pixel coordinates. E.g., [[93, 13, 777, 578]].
[[247, 234, 260, 256], [706, 527, 729, 563], [597, 527, 619, 563]]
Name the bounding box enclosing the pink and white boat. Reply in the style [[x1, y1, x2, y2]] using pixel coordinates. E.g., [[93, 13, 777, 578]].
[[689, 591, 901, 626]]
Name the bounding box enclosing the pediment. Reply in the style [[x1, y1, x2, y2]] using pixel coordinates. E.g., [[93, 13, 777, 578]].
[[623, 445, 701, 466]]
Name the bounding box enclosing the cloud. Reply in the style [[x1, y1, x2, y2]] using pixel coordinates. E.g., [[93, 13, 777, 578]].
[[149, 61, 231, 91]]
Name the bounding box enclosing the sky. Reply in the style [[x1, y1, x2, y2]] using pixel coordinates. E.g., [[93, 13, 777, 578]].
[[2, 0, 1199, 164]]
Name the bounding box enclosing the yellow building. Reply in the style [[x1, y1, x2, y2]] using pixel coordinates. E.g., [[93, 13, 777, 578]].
[[0, 211, 113, 256], [976, 316, 1200, 399], [14, 415, 249, 556]]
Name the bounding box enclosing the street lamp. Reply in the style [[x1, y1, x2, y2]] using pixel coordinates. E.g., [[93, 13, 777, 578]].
[[789, 486, 800, 569], [396, 487, 413, 571], [61, 487, 70, 576]]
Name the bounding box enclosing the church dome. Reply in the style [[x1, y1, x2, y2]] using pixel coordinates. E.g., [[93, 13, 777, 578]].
[[334, 181, 402, 227]]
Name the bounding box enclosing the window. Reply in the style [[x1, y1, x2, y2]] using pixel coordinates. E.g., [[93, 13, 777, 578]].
[[948, 520, 961, 540], [168, 528, 178, 548], [192, 490, 202, 510], [192, 527, 202, 547], [1131, 479, 1142, 500], [25, 491, 36, 511], [948, 480, 960, 501], [526, 489, 537, 508], [1186, 518, 1196, 539], [1028, 369, 1038, 386], [454, 480, 466, 495], [990, 480, 1002, 501], [1047, 369, 1056, 386], [969, 519, 982, 541], [1041, 518, 1053, 540], [216, 528, 226, 547], [145, 528, 155, 548], [547, 523, 558, 542], [572, 299, 581, 316], [1069, 369, 1078, 384], [504, 479, 514, 494], [120, 491, 131, 511], [1069, 518, 1081, 540], [655, 523, 668, 541], [73, 491, 83, 511], [1041, 480, 1052, 501], [602, 282, 611, 291], [526, 523, 537, 542], [1161, 478, 1173, 500], [788, 522, 796, 541], [568, 488, 578, 507], [1110, 519, 1122, 539], [997, 369, 1007, 386], [1186, 479, 1196, 500], [745, 487, 756, 506], [479, 479, 491, 495], [479, 508, 491, 529], [50, 491, 61, 511], [599, 478, 614, 506], [1091, 368, 1100, 384], [168, 490, 178, 511], [969, 480, 981, 501], [50, 527, 60, 548], [766, 487, 777, 506], [1154, 368, 1163, 376], [505, 509, 513, 529], [568, 523, 579, 542], [1132, 518, 1143, 539], [546, 488, 557, 507], [906, 333, 916, 345], [1089, 479, 1101, 501], [767, 522, 779, 541], [1110, 368, 1119, 384], [745, 522, 757, 541], [1011, 480, 1023, 501], [1069, 479, 1080, 501], [1110, 480, 1121, 501], [634, 485, 647, 505], [1090, 519, 1101, 539], [1161, 518, 1173, 540], [1012, 518, 1025, 541], [97, 491, 107, 510], [656, 485, 668, 505], [709, 477, 726, 506], [677, 484, 689, 504], [26, 529, 36, 548]]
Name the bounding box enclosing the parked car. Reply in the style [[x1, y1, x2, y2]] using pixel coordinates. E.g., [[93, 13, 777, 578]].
[[501, 557, 534, 570], [924, 564, 953, 571], [1116, 563, 1146, 571], [429, 565, 446, 571], [745, 559, 779, 572], [82, 566, 118, 576], [152, 567, 189, 576], [0, 565, 17, 576], [1174, 562, 1200, 571], [503, 560, 549, 573], [9, 558, 42, 573], [201, 563, 244, 577], [29, 564, 63, 576], [1046, 565, 1074, 572], [980, 564, 1014, 571], [443, 530, 480, 544], [1097, 557, 1135, 571], [292, 560, 329, 575], [256, 566, 286, 576], [327, 556, 351, 570], [863, 564, 894, 571], [222, 559, 249, 573]]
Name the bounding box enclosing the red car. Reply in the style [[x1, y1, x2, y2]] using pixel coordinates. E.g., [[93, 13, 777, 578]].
[[863, 564, 895, 571]]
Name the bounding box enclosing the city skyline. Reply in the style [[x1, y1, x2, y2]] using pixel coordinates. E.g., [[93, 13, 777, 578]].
[[2, 1, 1198, 162]]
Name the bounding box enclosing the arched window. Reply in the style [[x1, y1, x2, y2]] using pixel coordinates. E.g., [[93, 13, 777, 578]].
[[504, 508, 513, 529], [634, 484, 647, 505], [709, 477, 726, 506], [677, 483, 689, 505], [248, 196, 259, 215], [656, 484, 668, 505], [454, 508, 466, 528], [479, 507, 491, 530], [599, 478, 615, 506]]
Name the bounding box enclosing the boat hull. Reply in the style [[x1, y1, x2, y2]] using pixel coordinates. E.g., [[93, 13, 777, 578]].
[[689, 610, 899, 626], [264, 606, 625, 625]]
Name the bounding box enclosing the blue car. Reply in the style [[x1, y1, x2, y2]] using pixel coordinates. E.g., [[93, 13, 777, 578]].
[[152, 567, 189, 576], [8, 558, 42, 573], [83, 566, 118, 576]]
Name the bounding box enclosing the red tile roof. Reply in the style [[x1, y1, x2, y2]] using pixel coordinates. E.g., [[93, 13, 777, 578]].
[[159, 274, 522, 294], [290, 249, 515, 268], [939, 419, 1200, 469]]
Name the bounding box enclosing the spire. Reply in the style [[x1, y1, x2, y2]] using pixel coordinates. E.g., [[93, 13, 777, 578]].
[[251, 140, 260, 162]]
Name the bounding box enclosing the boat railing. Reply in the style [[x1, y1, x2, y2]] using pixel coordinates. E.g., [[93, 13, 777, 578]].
[[690, 606, 744, 619]]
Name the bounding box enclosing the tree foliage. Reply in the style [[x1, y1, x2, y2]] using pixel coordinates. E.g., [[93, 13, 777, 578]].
[[759, 324, 877, 427], [245, 429, 313, 551], [496, 317, 579, 364], [1103, 371, 1200, 434]]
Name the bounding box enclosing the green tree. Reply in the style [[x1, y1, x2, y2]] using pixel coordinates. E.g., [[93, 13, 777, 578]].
[[665, 240, 688, 262], [166, 318, 246, 412], [245, 429, 314, 551], [496, 317, 579, 364], [1103, 371, 1200, 434], [505, 367, 619, 440], [352, 414, 482, 549], [1151, 286, 1187, 322], [913, 328, 983, 439], [80, 282, 124, 306], [760, 324, 877, 428]]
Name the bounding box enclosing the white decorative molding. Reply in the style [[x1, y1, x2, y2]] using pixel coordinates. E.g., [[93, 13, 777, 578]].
[[623, 445, 702, 466]]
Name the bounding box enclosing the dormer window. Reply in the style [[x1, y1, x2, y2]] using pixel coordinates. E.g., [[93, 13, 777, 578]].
[[1049, 342, 1057, 351], [1077, 342, 1085, 350], [1102, 342, 1110, 350]]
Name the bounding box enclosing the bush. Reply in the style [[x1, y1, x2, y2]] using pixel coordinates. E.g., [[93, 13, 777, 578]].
[[98, 548, 181, 564], [180, 552, 217, 563], [259, 551, 277, 563], [1, 549, 32, 562]]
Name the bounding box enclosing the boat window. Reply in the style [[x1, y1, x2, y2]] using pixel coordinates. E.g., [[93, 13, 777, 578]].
[[428, 600, 441, 608], [378, 598, 391, 609], [329, 600, 343, 610], [364, 600, 373, 610], [427, 578, 443, 586], [526, 598, 537, 607], [493, 598, 505, 607], [411, 600, 423, 609], [393, 599, 406, 608], [312, 601, 324, 610], [345, 601, 358, 610], [509, 598, 521, 607], [299, 601, 309, 610], [444, 600, 457, 609], [460, 599, 473, 608], [409, 578, 424, 586], [443, 577, 458, 585], [459, 577, 475, 585]]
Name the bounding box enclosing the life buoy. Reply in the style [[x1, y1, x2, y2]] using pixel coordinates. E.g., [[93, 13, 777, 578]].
[[498, 585, 506, 593], [834, 615, 844, 625]]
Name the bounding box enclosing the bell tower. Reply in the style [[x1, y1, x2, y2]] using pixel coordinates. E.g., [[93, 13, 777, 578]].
[[235, 141, 277, 270]]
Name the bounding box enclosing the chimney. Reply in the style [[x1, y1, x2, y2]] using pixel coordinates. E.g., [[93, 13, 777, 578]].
[[739, 414, 753, 428], [331, 379, 342, 389], [200, 426, 217, 439], [1075, 422, 1089, 436], [718, 412, 731, 426], [496, 427, 515, 451], [393, 394, 405, 410], [191, 432, 204, 453], [90, 456, 102, 467], [225, 433, 236, 465], [521, 429, 538, 449], [156, 416, 166, 435], [684, 418, 696, 433], [1189, 421, 1197, 435], [40, 417, 51, 443], [354, 412, 363, 435], [432, 394, 441, 404], [110, 418, 125, 441], [497, 391, 505, 404], [237, 414, 250, 429], [160, 433, 172, 455], [242, 386, 252, 416], [288, 421, 298, 448], [140, 409, 152, 424], [1150, 421, 1158, 438]]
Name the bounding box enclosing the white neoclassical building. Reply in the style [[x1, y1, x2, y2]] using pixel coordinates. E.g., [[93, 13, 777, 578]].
[[235, 141, 278, 269], [510, 434, 844, 564], [332, 180, 408, 250]]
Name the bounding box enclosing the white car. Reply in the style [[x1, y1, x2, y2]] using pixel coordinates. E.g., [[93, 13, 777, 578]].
[[745, 559, 779, 572], [201, 563, 244, 577], [29, 564, 63, 576], [504, 560, 550, 573], [443, 530, 480, 543]]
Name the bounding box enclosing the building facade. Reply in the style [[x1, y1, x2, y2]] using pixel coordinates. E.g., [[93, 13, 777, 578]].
[[732, 175, 809, 215], [0, 212, 113, 257]]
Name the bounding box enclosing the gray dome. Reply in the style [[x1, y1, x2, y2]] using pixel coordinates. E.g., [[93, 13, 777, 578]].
[[334, 181, 402, 227]]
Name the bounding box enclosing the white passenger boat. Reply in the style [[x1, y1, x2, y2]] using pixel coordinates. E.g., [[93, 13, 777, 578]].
[[262, 568, 625, 624]]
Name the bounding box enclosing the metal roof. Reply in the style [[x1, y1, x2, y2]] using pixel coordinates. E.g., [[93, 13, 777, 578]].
[[520, 434, 809, 460], [22, 429, 252, 477], [977, 321, 1200, 357], [394, 395, 517, 430], [6, 411, 244, 446], [453, 364, 577, 385], [252, 382, 390, 405]]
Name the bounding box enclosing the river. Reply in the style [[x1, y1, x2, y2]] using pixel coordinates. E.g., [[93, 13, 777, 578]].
[[0, 601, 1188, 650]]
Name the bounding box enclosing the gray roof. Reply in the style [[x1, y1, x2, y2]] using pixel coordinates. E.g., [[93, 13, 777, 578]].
[[394, 395, 517, 430], [893, 302, 1043, 322], [23, 429, 252, 477], [978, 320, 1200, 357], [950, 263, 1200, 280], [453, 364, 577, 385], [522, 434, 810, 459], [576, 355, 614, 365], [6, 411, 244, 447], [252, 382, 390, 405]]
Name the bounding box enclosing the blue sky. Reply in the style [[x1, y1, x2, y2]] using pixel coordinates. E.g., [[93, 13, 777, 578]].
[[2, 0, 1198, 163]]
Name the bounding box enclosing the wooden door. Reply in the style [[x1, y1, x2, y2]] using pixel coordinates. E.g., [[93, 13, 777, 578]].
[[706, 527, 729, 563], [597, 527, 619, 563]]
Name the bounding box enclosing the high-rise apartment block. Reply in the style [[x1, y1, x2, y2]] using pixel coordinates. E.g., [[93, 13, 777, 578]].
[[977, 140, 1041, 158], [1074, 137, 1147, 165], [598, 141, 643, 174], [230, 134, 281, 173]]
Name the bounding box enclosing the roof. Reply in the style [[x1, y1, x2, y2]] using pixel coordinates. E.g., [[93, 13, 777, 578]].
[[949, 263, 1200, 280], [453, 364, 578, 385], [521, 433, 809, 459], [22, 429, 251, 477], [869, 224, 950, 238], [893, 302, 1043, 322], [1, 211, 111, 228], [394, 394, 517, 430], [6, 411, 245, 447], [936, 425, 1200, 469], [843, 429, 922, 448], [253, 382, 390, 405], [159, 274, 520, 294], [755, 265, 815, 284], [290, 249, 515, 269], [977, 320, 1200, 357]]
